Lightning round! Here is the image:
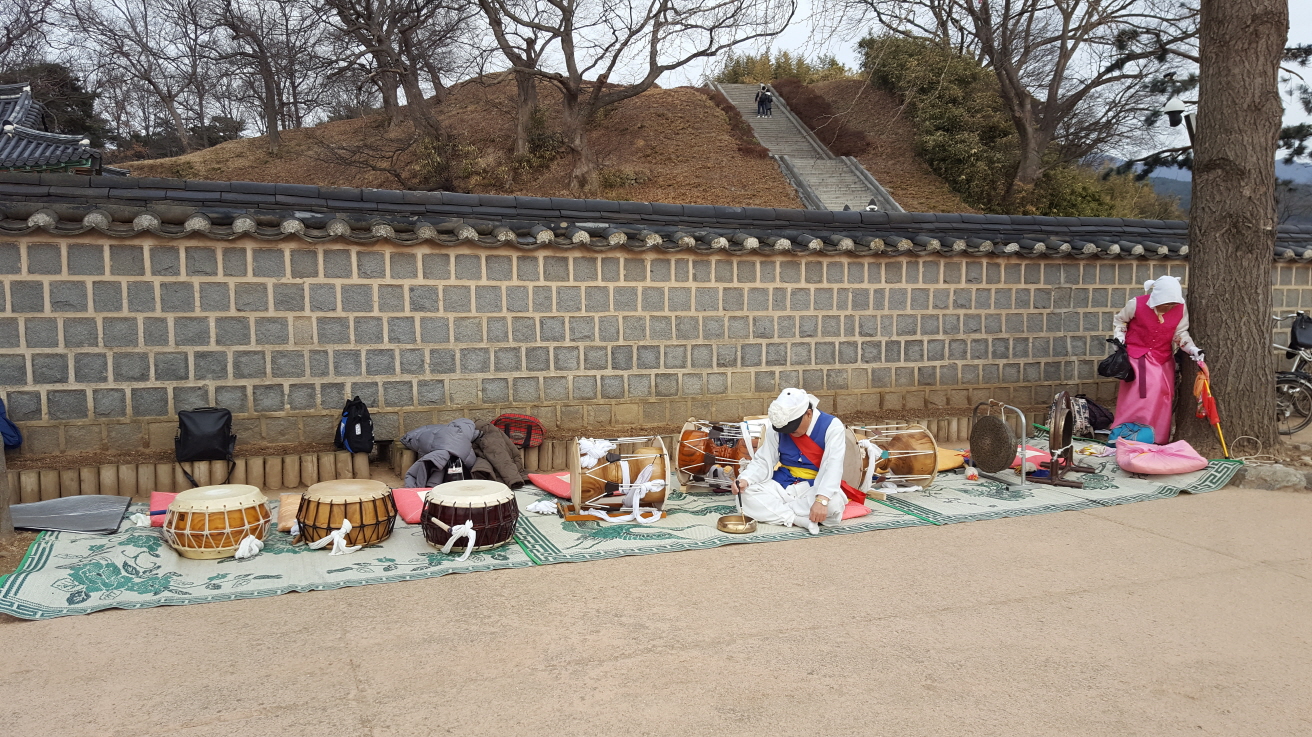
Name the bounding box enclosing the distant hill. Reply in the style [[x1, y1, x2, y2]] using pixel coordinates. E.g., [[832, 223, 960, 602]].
[[124, 76, 802, 209]]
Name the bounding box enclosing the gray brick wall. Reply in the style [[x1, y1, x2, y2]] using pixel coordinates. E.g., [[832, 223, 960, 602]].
[[0, 235, 1248, 456]]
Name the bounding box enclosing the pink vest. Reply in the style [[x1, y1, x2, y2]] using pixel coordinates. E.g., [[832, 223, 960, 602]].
[[1125, 294, 1181, 362]]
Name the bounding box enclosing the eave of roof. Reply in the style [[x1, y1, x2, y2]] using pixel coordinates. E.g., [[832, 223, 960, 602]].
[[1, 171, 1309, 261]]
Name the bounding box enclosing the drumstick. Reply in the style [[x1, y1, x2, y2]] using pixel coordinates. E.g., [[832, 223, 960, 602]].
[[428, 517, 451, 532]]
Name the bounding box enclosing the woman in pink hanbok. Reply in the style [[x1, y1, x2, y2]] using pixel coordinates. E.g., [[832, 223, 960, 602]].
[[1110, 276, 1204, 443]]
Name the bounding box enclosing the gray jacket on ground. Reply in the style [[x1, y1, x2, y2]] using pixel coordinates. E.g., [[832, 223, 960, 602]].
[[402, 419, 479, 487]]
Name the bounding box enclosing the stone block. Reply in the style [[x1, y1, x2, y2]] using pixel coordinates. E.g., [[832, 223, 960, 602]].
[[231, 350, 266, 379], [571, 375, 598, 400], [318, 249, 350, 279], [798, 315, 818, 338], [320, 382, 346, 409], [25, 243, 60, 274], [419, 317, 449, 344], [0, 317, 16, 348], [353, 316, 384, 344], [512, 377, 539, 403], [474, 285, 502, 313], [32, 353, 68, 383], [429, 348, 456, 374], [93, 388, 127, 418], [627, 374, 651, 397], [601, 375, 625, 399], [482, 378, 509, 403], [252, 384, 285, 412], [66, 243, 105, 276], [5, 390, 39, 418], [443, 285, 471, 313], [45, 389, 86, 420], [573, 257, 597, 282], [378, 284, 404, 313], [553, 347, 579, 371], [332, 349, 362, 377], [252, 248, 286, 278], [662, 344, 686, 369], [92, 280, 122, 312], [174, 317, 210, 346], [315, 317, 349, 344], [150, 246, 180, 276], [383, 380, 413, 406], [74, 353, 107, 383], [253, 317, 288, 345], [24, 317, 57, 347], [10, 281, 44, 312], [337, 284, 370, 312], [272, 283, 304, 312], [408, 285, 438, 312], [494, 347, 522, 372], [459, 347, 490, 374], [185, 247, 218, 276], [214, 385, 249, 414], [159, 282, 194, 312], [173, 386, 210, 412], [696, 287, 720, 311], [110, 245, 145, 276], [691, 344, 714, 368], [454, 254, 482, 280], [220, 247, 247, 277], [126, 281, 156, 313], [417, 379, 446, 405]]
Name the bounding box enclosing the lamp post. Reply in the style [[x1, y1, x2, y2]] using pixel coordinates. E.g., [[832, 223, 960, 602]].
[[1163, 95, 1196, 146]]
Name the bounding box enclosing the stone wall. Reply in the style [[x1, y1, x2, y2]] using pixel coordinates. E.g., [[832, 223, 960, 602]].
[[3, 232, 1299, 456]]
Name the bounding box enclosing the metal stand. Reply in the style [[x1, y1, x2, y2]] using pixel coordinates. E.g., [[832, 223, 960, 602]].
[[1032, 392, 1096, 488]]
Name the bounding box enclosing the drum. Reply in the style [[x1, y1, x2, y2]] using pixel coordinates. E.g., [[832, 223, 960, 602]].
[[163, 484, 271, 560], [577, 442, 669, 511], [676, 418, 763, 488], [852, 424, 939, 489], [421, 479, 519, 551], [296, 479, 396, 547]]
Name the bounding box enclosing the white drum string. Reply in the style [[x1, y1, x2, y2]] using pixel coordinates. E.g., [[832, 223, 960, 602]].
[[308, 518, 362, 555], [437, 520, 476, 561], [578, 438, 617, 468]]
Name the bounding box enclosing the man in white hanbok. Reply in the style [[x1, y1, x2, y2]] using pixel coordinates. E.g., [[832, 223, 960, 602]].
[[733, 388, 848, 534]]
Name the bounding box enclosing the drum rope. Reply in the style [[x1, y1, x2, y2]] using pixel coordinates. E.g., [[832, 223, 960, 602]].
[[308, 518, 362, 555], [235, 535, 264, 559], [578, 438, 618, 468]]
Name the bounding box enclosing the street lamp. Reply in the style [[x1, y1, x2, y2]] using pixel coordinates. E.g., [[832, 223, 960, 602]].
[[1162, 95, 1196, 145]]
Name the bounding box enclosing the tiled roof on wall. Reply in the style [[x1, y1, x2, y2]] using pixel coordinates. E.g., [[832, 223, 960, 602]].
[[0, 83, 45, 129], [2, 171, 1309, 260]]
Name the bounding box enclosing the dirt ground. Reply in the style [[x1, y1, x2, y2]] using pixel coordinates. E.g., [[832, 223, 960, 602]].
[[0, 530, 37, 577], [1, 485, 1309, 736]]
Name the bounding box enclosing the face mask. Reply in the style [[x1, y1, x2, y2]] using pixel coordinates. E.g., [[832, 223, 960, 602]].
[[773, 415, 804, 435]]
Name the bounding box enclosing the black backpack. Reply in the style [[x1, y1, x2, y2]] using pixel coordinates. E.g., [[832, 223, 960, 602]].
[[175, 407, 236, 488], [335, 396, 374, 454]]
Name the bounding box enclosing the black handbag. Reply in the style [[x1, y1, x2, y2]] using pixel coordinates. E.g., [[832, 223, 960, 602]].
[[1288, 314, 1312, 358], [1098, 338, 1136, 382], [175, 407, 237, 488]]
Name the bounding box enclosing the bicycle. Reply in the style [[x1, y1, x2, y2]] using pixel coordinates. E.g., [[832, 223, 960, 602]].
[[1271, 312, 1312, 434]]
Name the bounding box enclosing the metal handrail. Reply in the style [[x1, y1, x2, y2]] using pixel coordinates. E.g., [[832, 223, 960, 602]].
[[839, 155, 904, 213], [772, 154, 826, 210]]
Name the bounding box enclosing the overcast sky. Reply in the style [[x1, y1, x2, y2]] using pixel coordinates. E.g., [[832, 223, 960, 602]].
[[673, 1, 1312, 139]]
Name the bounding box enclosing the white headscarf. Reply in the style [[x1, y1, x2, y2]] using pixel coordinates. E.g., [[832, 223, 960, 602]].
[[768, 388, 819, 428], [1143, 275, 1184, 309]]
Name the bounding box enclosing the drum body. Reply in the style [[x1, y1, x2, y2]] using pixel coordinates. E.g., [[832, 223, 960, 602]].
[[579, 446, 668, 508], [852, 424, 939, 488], [296, 479, 396, 547], [676, 419, 761, 488], [163, 484, 271, 560], [421, 479, 519, 551]]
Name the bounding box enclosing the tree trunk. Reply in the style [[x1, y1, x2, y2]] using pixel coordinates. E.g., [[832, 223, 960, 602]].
[[260, 65, 281, 154], [400, 71, 441, 140], [513, 70, 538, 156], [563, 102, 598, 192], [375, 68, 401, 126], [1173, 0, 1287, 454]]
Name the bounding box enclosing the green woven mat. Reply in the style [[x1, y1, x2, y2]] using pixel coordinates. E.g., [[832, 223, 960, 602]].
[[0, 448, 1240, 620]]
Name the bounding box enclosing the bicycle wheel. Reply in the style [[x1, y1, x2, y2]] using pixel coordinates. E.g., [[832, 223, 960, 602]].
[[1275, 375, 1312, 435]]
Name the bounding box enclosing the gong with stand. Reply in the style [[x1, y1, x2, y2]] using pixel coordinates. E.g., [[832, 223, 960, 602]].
[[1032, 391, 1096, 488], [968, 400, 1031, 488]]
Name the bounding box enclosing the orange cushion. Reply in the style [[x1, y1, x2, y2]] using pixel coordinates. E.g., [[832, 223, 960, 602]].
[[149, 491, 178, 527], [392, 488, 428, 524], [528, 472, 571, 499]]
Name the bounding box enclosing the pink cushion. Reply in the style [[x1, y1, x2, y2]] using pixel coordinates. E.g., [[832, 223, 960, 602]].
[[1013, 445, 1052, 468], [842, 500, 872, 520], [149, 491, 178, 527], [392, 488, 428, 524], [1116, 439, 1208, 475], [528, 472, 571, 499]]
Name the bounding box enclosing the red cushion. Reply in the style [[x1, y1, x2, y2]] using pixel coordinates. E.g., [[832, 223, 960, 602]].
[[149, 491, 178, 527], [392, 488, 428, 524], [1013, 445, 1052, 468], [842, 500, 872, 520], [528, 472, 571, 499]]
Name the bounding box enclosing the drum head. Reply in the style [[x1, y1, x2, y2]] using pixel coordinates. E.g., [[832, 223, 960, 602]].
[[426, 479, 513, 506], [171, 484, 264, 510], [305, 479, 390, 502], [970, 415, 1017, 473]]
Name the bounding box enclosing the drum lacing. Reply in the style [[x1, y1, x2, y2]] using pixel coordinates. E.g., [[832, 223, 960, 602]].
[[578, 438, 617, 468], [426, 514, 477, 561], [583, 459, 663, 525], [308, 518, 362, 555]]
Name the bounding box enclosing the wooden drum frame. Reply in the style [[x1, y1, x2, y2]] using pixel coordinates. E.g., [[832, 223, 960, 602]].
[[852, 424, 940, 490], [562, 435, 673, 521], [675, 418, 765, 490], [421, 479, 520, 551], [296, 479, 397, 547], [162, 484, 271, 560]]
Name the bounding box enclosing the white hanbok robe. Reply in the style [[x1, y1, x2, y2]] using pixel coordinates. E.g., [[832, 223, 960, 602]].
[[737, 412, 847, 530]]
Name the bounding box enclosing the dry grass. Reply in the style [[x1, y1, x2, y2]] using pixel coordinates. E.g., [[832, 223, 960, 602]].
[[811, 79, 976, 214], [126, 76, 801, 208]]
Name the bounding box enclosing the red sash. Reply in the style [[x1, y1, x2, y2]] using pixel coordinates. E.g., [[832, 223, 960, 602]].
[[789, 433, 865, 504]]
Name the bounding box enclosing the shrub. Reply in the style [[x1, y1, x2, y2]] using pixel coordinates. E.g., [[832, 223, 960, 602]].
[[769, 77, 870, 157], [714, 50, 853, 86]]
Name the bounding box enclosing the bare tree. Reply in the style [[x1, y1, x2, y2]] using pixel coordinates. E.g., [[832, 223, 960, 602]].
[[63, 0, 210, 152], [477, 0, 556, 154], [827, 0, 1198, 201], [320, 0, 471, 136], [0, 0, 57, 71], [1169, 0, 1286, 452], [480, 0, 796, 191]]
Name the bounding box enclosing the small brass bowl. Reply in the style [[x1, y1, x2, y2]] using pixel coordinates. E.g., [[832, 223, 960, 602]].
[[716, 513, 757, 534]]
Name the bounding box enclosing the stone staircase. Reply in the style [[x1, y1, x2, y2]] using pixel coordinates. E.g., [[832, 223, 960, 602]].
[[715, 82, 902, 212]]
